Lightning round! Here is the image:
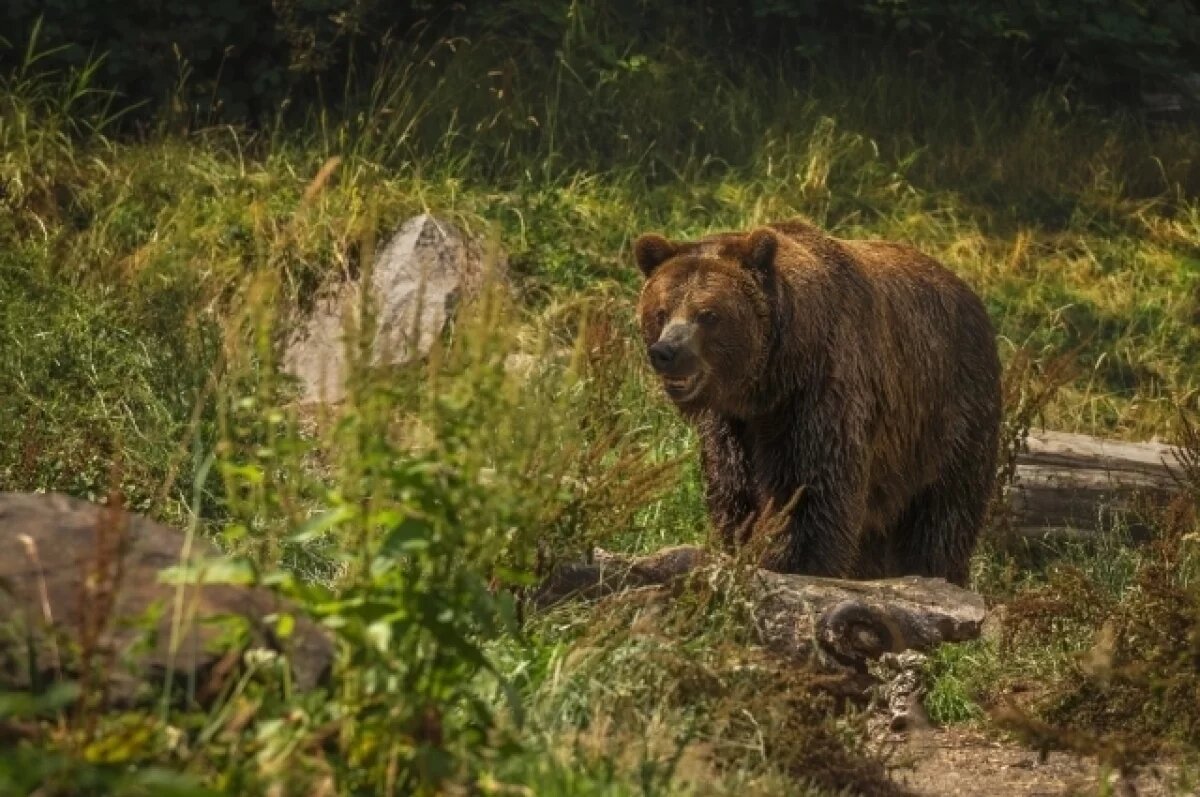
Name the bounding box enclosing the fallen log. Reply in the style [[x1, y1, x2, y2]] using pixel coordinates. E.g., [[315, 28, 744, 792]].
[[535, 546, 986, 675], [533, 432, 1187, 673], [1008, 429, 1185, 540]]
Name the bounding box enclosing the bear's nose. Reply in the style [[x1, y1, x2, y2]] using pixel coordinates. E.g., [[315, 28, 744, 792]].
[[648, 341, 677, 372]]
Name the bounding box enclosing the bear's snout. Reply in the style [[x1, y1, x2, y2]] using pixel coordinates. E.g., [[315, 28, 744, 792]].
[[648, 340, 678, 371], [648, 323, 700, 377]]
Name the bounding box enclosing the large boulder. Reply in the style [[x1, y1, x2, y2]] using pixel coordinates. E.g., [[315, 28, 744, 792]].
[[0, 492, 333, 705], [284, 214, 504, 404]]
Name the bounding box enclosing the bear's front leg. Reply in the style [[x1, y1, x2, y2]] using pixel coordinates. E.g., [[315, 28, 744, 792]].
[[697, 413, 758, 550], [752, 424, 869, 578]]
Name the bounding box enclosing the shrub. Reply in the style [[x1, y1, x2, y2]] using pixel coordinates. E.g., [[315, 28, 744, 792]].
[[991, 417, 1200, 767]]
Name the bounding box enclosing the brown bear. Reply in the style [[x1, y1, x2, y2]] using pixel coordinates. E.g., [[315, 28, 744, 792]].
[[634, 219, 1001, 586]]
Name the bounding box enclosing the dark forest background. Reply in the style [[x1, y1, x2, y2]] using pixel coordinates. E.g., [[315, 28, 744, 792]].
[[6, 1, 1199, 125]]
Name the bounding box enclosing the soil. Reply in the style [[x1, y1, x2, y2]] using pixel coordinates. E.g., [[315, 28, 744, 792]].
[[887, 727, 1185, 796]]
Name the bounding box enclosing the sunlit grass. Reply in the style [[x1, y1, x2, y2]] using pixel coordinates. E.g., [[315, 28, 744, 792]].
[[2, 20, 1200, 792]]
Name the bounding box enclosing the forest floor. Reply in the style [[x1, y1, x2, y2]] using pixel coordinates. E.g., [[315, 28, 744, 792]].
[[891, 728, 1176, 796]]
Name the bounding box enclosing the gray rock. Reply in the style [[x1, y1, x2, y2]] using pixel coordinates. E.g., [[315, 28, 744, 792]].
[[284, 214, 505, 403], [0, 492, 333, 705]]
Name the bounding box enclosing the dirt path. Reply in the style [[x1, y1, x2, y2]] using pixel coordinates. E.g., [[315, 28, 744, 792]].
[[887, 728, 1183, 796]]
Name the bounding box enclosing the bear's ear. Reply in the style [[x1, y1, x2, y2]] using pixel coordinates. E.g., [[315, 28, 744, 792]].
[[744, 228, 778, 273], [634, 234, 678, 278]]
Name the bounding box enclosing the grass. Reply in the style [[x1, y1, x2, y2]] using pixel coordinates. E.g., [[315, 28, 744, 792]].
[[2, 12, 1200, 794], [915, 504, 1200, 779]]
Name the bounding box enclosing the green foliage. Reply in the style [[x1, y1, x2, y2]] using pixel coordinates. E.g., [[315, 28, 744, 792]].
[[0, 249, 219, 515], [5, 0, 1200, 132], [0, 0, 393, 123], [516, 563, 900, 796], [199, 272, 685, 791], [3, 12, 1200, 791], [757, 0, 1200, 91], [994, 500, 1200, 764], [0, 685, 218, 796], [923, 641, 990, 725]]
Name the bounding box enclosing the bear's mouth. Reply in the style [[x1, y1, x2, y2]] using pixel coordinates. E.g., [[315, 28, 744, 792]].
[[662, 373, 704, 402]]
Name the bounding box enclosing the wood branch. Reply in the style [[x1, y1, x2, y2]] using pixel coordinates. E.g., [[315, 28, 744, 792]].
[[1008, 429, 1185, 540], [535, 546, 986, 675]]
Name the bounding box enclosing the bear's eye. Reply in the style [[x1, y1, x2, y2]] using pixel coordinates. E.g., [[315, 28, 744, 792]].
[[654, 309, 667, 327], [697, 309, 719, 326]]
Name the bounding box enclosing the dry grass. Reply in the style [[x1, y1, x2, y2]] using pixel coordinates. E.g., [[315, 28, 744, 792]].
[[2, 20, 1200, 794]]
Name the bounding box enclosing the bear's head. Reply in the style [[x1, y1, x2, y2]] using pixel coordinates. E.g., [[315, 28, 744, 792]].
[[634, 228, 777, 415]]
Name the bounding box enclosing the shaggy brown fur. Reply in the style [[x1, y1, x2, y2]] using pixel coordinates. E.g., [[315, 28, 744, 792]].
[[634, 219, 1001, 585]]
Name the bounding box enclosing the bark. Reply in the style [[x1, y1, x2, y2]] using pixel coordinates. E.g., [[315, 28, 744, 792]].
[[535, 546, 986, 672], [1007, 429, 1184, 540]]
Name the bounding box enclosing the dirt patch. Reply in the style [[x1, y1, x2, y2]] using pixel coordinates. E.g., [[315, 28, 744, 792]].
[[887, 728, 1180, 796]]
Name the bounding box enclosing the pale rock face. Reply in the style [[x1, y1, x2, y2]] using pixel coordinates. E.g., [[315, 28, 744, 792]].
[[284, 214, 504, 404]]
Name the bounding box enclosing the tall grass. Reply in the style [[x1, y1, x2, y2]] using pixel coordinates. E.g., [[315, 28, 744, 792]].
[[2, 13, 1200, 793]]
